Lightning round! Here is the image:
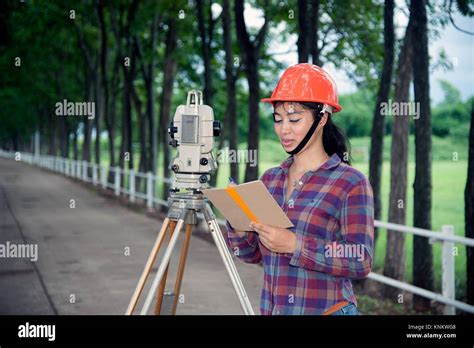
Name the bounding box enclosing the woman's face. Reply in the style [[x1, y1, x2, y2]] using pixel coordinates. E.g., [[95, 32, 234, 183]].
[[273, 102, 326, 153]]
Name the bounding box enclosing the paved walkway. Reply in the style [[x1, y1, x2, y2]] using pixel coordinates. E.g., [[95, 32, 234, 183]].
[[0, 157, 262, 315]]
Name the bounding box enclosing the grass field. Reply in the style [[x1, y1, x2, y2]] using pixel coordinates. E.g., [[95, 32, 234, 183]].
[[83, 134, 470, 300]]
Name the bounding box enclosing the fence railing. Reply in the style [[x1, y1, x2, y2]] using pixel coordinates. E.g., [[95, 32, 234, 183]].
[[1, 149, 473, 314]]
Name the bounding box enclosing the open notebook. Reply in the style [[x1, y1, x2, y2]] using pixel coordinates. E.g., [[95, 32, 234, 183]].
[[202, 180, 294, 231]]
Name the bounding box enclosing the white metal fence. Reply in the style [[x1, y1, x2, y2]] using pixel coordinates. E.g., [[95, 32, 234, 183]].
[[1, 149, 473, 314]]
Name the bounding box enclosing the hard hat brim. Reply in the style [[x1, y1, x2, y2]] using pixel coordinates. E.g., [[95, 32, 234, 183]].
[[260, 97, 342, 113]]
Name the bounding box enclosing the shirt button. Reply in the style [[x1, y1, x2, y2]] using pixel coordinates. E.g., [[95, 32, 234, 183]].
[[298, 181, 303, 185], [288, 199, 294, 208]]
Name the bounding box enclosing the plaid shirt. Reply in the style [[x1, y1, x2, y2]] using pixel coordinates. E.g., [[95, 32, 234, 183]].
[[226, 153, 374, 315]]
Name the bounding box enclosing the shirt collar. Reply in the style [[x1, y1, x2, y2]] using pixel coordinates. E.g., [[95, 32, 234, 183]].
[[279, 153, 341, 173]]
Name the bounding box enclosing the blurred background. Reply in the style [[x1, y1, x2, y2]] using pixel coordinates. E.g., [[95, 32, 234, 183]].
[[0, 0, 473, 314]]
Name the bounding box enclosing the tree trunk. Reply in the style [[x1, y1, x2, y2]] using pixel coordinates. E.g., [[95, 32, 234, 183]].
[[48, 115, 57, 156], [234, 0, 268, 182], [145, 76, 156, 173], [59, 116, 68, 158], [411, 0, 434, 312], [197, 0, 221, 187], [121, 60, 134, 171], [118, 0, 139, 174], [131, 13, 159, 175], [465, 100, 474, 305], [73, 126, 79, 161], [309, 0, 320, 66], [94, 60, 101, 165], [297, 0, 309, 63], [82, 116, 91, 162], [245, 51, 260, 182], [196, 0, 214, 105], [77, 38, 94, 163], [383, 14, 413, 299], [107, 51, 120, 172], [64, 120, 70, 158], [222, 0, 239, 182], [369, 0, 395, 246], [132, 83, 147, 191], [97, 0, 108, 168], [159, 18, 178, 204]]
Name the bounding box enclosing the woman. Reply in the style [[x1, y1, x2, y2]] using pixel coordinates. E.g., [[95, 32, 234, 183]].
[[226, 63, 374, 315]]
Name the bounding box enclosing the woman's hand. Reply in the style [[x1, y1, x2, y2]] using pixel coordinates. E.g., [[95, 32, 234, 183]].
[[249, 222, 296, 254]]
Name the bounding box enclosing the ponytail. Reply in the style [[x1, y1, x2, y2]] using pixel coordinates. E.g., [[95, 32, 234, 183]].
[[300, 102, 351, 165]]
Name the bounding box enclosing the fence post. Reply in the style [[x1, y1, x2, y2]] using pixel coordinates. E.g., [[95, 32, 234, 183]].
[[65, 159, 69, 176], [146, 172, 154, 209], [101, 166, 107, 189], [129, 170, 135, 203], [114, 166, 121, 196], [82, 161, 88, 181], [442, 225, 456, 315], [92, 164, 98, 186]]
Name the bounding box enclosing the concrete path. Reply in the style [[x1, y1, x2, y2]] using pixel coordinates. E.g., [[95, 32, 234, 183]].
[[0, 157, 262, 315]]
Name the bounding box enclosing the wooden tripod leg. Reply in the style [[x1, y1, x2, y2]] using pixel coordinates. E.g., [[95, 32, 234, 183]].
[[154, 220, 177, 315], [126, 218, 171, 315], [171, 223, 193, 315]]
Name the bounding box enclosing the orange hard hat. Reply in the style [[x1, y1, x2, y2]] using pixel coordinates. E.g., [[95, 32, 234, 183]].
[[261, 63, 342, 113]]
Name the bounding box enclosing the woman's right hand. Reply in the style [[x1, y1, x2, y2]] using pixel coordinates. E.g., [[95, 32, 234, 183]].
[[227, 181, 247, 237]]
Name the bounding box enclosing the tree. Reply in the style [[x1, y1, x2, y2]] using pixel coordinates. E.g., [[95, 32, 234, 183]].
[[134, 10, 160, 174], [466, 100, 474, 305], [383, 14, 413, 298], [296, 0, 321, 65], [369, 0, 395, 246], [159, 16, 178, 203], [115, 0, 139, 174], [297, 0, 309, 63], [411, 0, 434, 312], [234, 0, 269, 182], [309, 0, 321, 65], [222, 0, 240, 182], [74, 3, 99, 165], [196, 0, 222, 187]]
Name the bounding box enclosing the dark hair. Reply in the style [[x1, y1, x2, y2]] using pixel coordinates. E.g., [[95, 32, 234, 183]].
[[299, 102, 351, 165]]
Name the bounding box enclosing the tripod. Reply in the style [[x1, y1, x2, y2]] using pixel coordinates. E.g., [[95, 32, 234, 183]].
[[125, 192, 255, 315]]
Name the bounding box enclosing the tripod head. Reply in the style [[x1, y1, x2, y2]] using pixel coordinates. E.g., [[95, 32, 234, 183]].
[[168, 90, 221, 193]]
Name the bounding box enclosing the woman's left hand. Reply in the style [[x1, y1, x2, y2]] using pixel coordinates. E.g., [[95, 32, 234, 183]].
[[249, 222, 296, 254]]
